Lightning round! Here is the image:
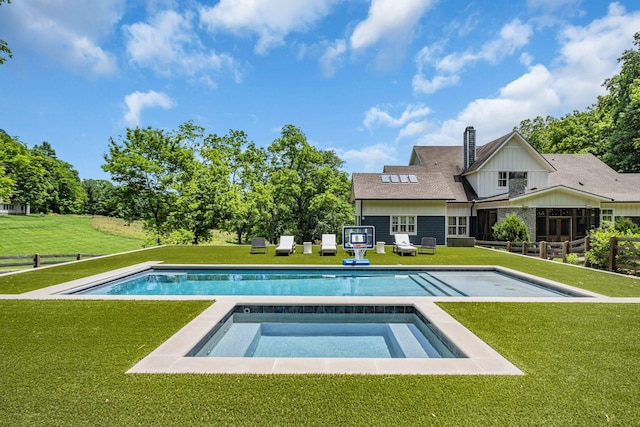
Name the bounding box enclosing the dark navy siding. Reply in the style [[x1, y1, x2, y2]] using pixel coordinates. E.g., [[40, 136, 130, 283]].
[[361, 216, 445, 246]]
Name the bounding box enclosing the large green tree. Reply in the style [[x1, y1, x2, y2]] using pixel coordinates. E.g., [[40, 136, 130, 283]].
[[267, 125, 353, 242], [102, 124, 197, 244], [602, 32, 640, 172], [207, 130, 274, 244]]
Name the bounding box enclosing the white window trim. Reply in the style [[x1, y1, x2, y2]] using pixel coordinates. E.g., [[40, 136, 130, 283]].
[[390, 215, 417, 235], [601, 209, 613, 223], [447, 216, 468, 237], [498, 171, 507, 188]]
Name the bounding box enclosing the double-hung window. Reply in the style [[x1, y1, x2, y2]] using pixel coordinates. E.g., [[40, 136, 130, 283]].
[[498, 171, 507, 188], [391, 215, 416, 234], [601, 209, 613, 223], [448, 216, 467, 236]]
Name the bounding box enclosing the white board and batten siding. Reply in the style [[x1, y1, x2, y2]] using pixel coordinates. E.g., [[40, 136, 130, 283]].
[[467, 139, 550, 198], [359, 200, 447, 216], [604, 203, 640, 218], [520, 190, 602, 208]]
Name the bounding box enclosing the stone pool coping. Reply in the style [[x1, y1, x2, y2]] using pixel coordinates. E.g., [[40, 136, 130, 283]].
[[126, 297, 525, 375]]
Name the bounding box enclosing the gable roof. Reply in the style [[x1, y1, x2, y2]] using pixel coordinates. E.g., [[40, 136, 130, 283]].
[[351, 172, 456, 201], [462, 131, 555, 175]]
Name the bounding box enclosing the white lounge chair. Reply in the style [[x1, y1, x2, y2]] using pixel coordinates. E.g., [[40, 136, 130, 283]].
[[275, 235, 296, 255], [320, 234, 337, 256], [393, 234, 417, 256]]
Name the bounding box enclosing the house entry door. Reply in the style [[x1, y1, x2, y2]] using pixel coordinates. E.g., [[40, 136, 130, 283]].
[[547, 217, 571, 242]]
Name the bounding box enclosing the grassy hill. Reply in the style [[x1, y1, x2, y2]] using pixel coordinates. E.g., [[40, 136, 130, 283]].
[[0, 215, 146, 256]]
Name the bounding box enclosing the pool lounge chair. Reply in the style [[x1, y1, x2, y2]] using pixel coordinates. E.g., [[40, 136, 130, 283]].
[[275, 235, 296, 255], [418, 237, 437, 254], [393, 234, 417, 256], [320, 234, 337, 256], [250, 237, 268, 254]]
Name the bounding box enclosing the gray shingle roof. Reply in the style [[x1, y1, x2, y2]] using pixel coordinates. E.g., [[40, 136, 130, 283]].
[[545, 154, 640, 202], [351, 172, 456, 201], [352, 130, 640, 203]]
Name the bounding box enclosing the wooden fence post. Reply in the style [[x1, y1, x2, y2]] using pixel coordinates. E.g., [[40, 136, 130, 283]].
[[34, 253, 40, 268], [562, 241, 569, 263], [76, 254, 82, 261], [585, 235, 590, 252], [522, 242, 527, 255], [539, 241, 547, 259], [609, 236, 617, 272], [506, 241, 511, 252]]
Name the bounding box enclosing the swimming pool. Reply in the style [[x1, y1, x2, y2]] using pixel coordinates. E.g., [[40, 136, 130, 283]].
[[67, 265, 591, 298], [189, 304, 462, 359]]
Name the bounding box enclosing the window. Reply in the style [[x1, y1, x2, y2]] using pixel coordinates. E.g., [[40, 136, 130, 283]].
[[499, 171, 528, 188], [601, 209, 613, 222], [391, 216, 416, 234], [498, 171, 507, 187], [448, 216, 467, 236]]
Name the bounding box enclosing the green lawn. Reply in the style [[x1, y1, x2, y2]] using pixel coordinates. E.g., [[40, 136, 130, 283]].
[[1, 300, 638, 425], [1, 245, 639, 425], [0, 214, 144, 256]]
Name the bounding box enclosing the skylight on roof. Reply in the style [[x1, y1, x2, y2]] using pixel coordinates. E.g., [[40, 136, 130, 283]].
[[380, 174, 418, 183]]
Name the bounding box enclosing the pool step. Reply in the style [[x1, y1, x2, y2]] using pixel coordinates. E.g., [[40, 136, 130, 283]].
[[389, 324, 440, 358], [418, 273, 467, 297], [207, 323, 261, 357]]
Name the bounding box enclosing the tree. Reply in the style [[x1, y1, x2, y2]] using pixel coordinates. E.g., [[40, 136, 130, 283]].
[[267, 125, 354, 242], [0, 0, 12, 65], [207, 130, 274, 244], [602, 32, 640, 172], [102, 124, 196, 244], [31, 142, 87, 214], [82, 179, 119, 216]]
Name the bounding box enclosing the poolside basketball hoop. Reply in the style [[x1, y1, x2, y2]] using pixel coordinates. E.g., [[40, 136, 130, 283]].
[[342, 226, 375, 266]]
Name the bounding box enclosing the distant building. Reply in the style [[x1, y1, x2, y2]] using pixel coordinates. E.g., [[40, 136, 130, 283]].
[[351, 127, 640, 245], [0, 199, 30, 215]]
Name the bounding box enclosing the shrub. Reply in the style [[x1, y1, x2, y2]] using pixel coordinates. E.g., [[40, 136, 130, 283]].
[[614, 217, 640, 234], [585, 224, 640, 270], [492, 213, 530, 242], [565, 253, 581, 265]]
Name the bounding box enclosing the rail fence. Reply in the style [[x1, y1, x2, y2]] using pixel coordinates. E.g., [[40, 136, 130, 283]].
[[608, 236, 640, 274], [0, 253, 105, 270], [475, 237, 589, 263]]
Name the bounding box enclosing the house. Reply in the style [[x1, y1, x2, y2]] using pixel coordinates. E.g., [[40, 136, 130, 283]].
[[0, 199, 30, 215], [351, 127, 640, 245]]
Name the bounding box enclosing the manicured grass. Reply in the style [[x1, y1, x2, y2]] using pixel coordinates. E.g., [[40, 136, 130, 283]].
[[1, 300, 638, 425], [1, 245, 639, 296], [0, 214, 144, 256]]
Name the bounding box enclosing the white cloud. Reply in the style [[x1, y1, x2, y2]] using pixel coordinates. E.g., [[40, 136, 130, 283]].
[[349, 0, 435, 51], [364, 104, 431, 129], [123, 90, 176, 127], [0, 0, 124, 76], [553, 2, 640, 108], [319, 39, 347, 77], [413, 18, 533, 95], [199, 0, 335, 55], [414, 2, 640, 148], [336, 143, 400, 173], [124, 10, 239, 84]]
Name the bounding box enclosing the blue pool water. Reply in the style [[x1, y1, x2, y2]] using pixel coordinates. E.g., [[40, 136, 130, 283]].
[[189, 304, 461, 358], [71, 268, 582, 297]]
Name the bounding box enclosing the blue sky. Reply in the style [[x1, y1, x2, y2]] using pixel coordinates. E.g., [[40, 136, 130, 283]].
[[1, 0, 640, 180]]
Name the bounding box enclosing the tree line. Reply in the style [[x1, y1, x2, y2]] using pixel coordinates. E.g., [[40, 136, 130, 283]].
[[0, 124, 353, 246], [515, 32, 640, 172]]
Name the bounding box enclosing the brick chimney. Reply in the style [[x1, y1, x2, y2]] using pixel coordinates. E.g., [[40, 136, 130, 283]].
[[464, 126, 476, 170], [508, 172, 526, 198]]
